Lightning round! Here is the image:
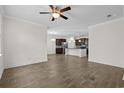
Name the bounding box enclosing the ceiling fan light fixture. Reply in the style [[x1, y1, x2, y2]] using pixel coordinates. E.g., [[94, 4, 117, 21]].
[[52, 13, 60, 18], [39, 5, 71, 21]]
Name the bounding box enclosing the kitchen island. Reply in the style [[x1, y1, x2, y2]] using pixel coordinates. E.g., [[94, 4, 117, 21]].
[[65, 48, 87, 57]]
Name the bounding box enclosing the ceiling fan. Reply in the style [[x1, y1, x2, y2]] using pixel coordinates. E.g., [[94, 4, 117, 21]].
[[39, 5, 71, 21]]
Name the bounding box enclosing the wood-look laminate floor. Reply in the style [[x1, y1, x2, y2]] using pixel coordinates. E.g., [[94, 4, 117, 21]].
[[0, 54, 124, 88]]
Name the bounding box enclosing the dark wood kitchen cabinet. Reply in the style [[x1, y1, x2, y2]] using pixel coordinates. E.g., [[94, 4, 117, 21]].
[[56, 39, 66, 54]]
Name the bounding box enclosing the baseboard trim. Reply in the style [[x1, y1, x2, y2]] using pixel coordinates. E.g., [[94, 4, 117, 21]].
[[88, 59, 124, 69], [88, 59, 124, 68], [5, 60, 48, 69]]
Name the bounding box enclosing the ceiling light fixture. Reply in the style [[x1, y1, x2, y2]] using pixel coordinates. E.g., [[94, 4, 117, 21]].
[[52, 13, 60, 18], [39, 5, 71, 21]]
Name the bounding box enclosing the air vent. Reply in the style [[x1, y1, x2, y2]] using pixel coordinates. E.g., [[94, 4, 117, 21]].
[[107, 14, 112, 18]]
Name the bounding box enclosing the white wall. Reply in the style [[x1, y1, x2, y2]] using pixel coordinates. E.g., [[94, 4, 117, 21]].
[[0, 11, 4, 79], [123, 6, 124, 16], [48, 28, 88, 37], [47, 35, 56, 54], [89, 18, 124, 68], [4, 17, 48, 68]]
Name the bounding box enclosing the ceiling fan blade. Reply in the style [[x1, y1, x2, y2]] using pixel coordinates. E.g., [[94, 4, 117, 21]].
[[49, 5, 54, 10], [39, 12, 50, 14], [60, 14, 68, 20], [51, 17, 55, 21], [60, 6, 71, 13]]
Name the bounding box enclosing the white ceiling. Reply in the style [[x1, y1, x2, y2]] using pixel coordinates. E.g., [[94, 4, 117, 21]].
[[2, 5, 124, 37]]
